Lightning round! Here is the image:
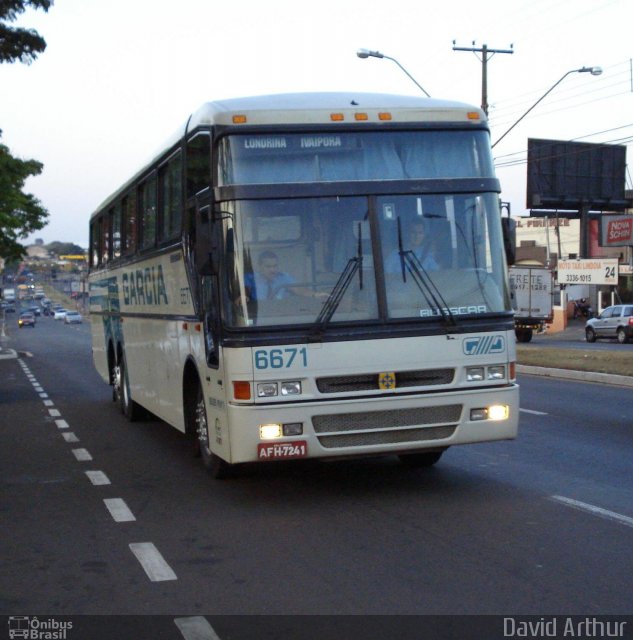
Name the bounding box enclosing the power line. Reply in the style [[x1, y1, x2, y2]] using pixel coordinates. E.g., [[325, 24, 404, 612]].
[[451, 42, 514, 115]]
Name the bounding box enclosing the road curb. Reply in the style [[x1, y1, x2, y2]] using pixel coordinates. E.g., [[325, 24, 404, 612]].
[[517, 364, 633, 388]]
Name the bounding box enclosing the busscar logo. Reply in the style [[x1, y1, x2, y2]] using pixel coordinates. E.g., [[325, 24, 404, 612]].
[[8, 616, 73, 639], [463, 335, 505, 356]]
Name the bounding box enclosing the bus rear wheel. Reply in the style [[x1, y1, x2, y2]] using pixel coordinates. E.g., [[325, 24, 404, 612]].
[[194, 385, 231, 479], [398, 450, 444, 468]]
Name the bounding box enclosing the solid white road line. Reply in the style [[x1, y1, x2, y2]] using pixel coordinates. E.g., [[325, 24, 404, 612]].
[[174, 616, 222, 640], [61, 432, 79, 443], [72, 448, 93, 461], [55, 419, 69, 429], [85, 470, 111, 486], [129, 542, 177, 582], [520, 408, 548, 415], [104, 498, 136, 522], [551, 495, 633, 529]]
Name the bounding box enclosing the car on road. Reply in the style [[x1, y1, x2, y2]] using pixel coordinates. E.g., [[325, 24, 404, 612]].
[[18, 311, 36, 328], [53, 308, 68, 320], [585, 304, 633, 344], [64, 310, 83, 324]]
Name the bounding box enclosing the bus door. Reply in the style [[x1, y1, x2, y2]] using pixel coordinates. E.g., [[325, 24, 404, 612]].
[[192, 191, 229, 458]]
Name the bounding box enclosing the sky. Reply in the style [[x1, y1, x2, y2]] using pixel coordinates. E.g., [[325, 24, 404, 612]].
[[1, 0, 632, 248]]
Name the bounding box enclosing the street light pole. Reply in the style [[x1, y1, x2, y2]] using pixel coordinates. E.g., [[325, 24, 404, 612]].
[[491, 66, 602, 148], [356, 49, 431, 97]]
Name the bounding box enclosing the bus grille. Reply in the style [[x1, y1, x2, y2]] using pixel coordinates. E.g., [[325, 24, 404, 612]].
[[316, 368, 454, 393], [312, 404, 461, 449]]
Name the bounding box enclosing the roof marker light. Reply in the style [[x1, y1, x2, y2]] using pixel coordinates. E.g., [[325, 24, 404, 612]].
[[330, 113, 345, 121], [232, 115, 247, 124], [378, 112, 392, 121], [467, 112, 480, 120], [354, 113, 369, 121]]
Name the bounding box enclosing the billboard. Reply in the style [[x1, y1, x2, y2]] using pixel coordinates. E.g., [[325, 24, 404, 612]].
[[557, 259, 618, 286], [599, 215, 633, 247], [527, 139, 627, 210]]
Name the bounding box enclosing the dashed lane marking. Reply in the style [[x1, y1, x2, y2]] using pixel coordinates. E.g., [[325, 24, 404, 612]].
[[104, 498, 136, 522], [174, 617, 222, 640], [85, 471, 111, 486], [72, 448, 93, 461], [129, 542, 177, 582]]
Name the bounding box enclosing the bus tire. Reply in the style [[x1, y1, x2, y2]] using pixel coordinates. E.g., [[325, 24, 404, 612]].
[[194, 384, 231, 479], [398, 450, 444, 468], [118, 355, 143, 422]]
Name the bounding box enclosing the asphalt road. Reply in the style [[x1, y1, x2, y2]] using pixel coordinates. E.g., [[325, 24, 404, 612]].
[[1, 312, 632, 639]]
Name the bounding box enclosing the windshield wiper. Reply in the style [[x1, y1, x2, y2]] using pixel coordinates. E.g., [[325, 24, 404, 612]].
[[396, 218, 457, 328], [311, 222, 364, 339]]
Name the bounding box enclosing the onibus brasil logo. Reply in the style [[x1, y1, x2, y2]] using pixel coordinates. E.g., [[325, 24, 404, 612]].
[[8, 617, 73, 639]]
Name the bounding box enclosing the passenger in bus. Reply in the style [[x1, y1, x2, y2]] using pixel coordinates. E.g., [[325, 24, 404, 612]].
[[244, 251, 325, 301], [384, 220, 439, 273]]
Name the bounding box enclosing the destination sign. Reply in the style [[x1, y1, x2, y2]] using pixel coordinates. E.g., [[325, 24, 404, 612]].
[[239, 135, 357, 153]]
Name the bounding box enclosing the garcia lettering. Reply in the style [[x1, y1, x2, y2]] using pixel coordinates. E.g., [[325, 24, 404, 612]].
[[122, 265, 168, 306]]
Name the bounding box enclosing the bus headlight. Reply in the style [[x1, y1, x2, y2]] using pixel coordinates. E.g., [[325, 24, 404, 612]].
[[281, 381, 302, 396], [466, 367, 485, 381], [260, 423, 283, 439], [259, 423, 304, 439], [487, 366, 505, 380], [470, 405, 509, 421], [257, 382, 278, 397]]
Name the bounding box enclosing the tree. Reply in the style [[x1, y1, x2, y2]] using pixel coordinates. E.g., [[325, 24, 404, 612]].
[[0, 1, 52, 261], [0, 0, 53, 64], [0, 130, 49, 261], [46, 241, 85, 256]]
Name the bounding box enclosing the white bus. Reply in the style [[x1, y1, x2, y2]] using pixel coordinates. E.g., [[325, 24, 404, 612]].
[[89, 92, 519, 478]]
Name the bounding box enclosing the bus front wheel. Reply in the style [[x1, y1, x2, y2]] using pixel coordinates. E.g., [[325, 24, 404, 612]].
[[194, 385, 231, 479]]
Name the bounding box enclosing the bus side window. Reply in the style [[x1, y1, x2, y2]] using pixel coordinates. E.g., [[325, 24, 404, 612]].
[[90, 218, 100, 268], [123, 193, 137, 255], [112, 202, 122, 259], [140, 174, 157, 250], [101, 214, 110, 264], [186, 133, 211, 198], [159, 153, 183, 242]]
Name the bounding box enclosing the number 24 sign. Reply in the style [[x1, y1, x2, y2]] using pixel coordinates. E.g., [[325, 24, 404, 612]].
[[557, 259, 619, 285]]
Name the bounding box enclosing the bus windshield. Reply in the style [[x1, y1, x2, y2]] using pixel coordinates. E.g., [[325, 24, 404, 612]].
[[222, 192, 510, 329]]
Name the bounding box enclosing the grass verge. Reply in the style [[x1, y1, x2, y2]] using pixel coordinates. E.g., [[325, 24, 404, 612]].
[[517, 346, 632, 377]]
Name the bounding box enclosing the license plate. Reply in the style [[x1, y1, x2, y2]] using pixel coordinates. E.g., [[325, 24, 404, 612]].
[[258, 441, 308, 460]]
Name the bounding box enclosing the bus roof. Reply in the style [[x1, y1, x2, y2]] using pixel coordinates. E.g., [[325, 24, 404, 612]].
[[91, 92, 486, 218], [188, 92, 484, 127]]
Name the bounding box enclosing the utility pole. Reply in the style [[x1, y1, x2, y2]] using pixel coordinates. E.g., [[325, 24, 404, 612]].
[[452, 42, 514, 115]]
